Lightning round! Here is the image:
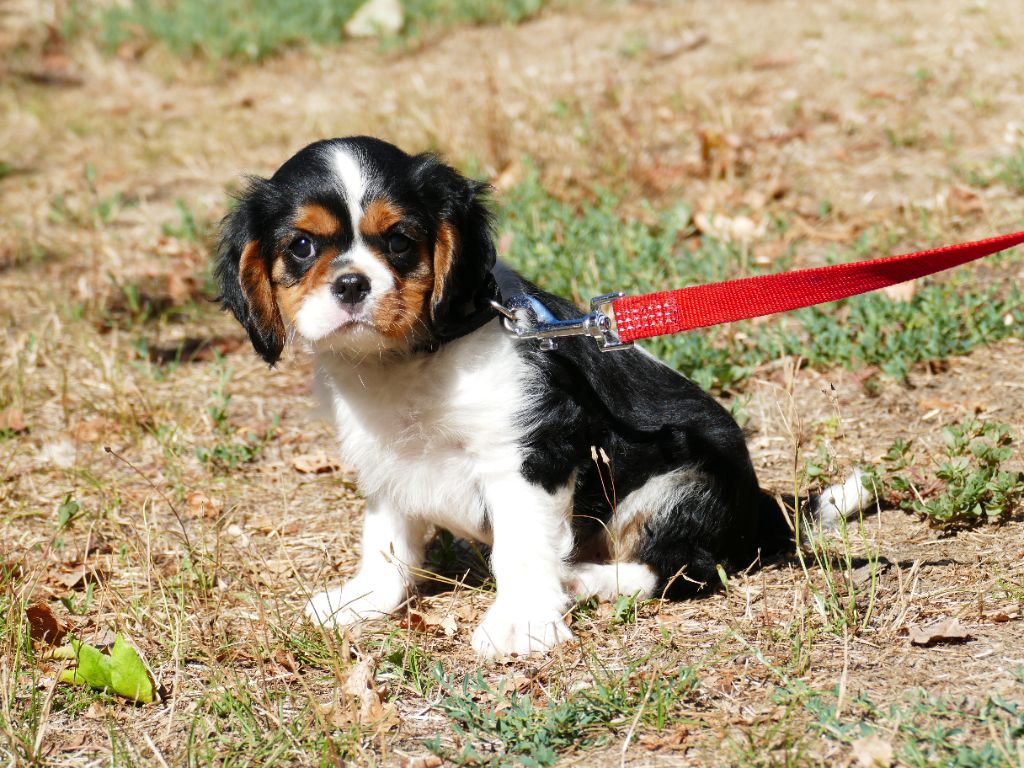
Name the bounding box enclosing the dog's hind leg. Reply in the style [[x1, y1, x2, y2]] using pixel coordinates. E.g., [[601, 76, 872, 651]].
[[566, 562, 658, 601]]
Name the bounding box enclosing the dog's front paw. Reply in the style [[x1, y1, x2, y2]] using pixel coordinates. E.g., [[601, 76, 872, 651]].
[[304, 579, 403, 628], [471, 604, 573, 658]]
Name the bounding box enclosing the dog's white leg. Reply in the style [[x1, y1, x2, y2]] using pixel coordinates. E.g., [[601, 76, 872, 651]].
[[471, 476, 575, 658], [305, 499, 426, 627], [567, 562, 658, 602], [812, 468, 875, 530]]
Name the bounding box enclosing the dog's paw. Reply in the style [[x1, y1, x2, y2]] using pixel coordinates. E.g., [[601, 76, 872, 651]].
[[470, 604, 573, 658], [304, 580, 402, 628]]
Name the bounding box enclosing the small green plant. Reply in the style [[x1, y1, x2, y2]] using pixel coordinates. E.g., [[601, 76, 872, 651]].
[[162, 198, 211, 242], [794, 677, 1024, 767], [56, 493, 83, 530], [427, 660, 698, 766], [611, 591, 638, 625], [195, 359, 278, 470], [882, 418, 1024, 530], [995, 146, 1024, 193]]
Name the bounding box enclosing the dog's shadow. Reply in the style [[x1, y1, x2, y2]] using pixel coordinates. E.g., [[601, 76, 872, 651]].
[[418, 530, 494, 597]]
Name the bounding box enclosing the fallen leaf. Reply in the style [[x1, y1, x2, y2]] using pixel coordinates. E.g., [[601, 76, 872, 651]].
[[440, 615, 458, 638], [69, 417, 122, 444], [26, 603, 67, 646], [908, 617, 971, 646], [186, 492, 223, 518], [0, 408, 27, 434], [343, 659, 399, 731], [639, 725, 689, 751], [57, 634, 157, 704], [851, 733, 894, 767], [55, 561, 106, 591], [291, 452, 342, 474], [400, 609, 457, 637], [398, 756, 442, 768], [881, 281, 917, 302]]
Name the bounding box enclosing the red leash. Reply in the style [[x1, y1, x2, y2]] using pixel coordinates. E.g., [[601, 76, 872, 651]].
[[610, 230, 1024, 344]]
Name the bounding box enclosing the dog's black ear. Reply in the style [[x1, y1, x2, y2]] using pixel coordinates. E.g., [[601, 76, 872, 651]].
[[411, 156, 496, 331], [215, 181, 285, 365]]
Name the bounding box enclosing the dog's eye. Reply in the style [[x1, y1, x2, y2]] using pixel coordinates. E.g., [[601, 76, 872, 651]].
[[288, 236, 315, 260], [387, 233, 411, 255]]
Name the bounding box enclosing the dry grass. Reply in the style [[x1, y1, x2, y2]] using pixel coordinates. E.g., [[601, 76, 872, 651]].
[[2, 0, 1024, 765]]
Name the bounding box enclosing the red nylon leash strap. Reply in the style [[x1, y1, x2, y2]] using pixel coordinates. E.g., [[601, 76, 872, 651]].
[[610, 230, 1024, 343]]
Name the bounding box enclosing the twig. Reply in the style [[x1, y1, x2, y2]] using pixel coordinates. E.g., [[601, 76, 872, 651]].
[[104, 446, 193, 553]]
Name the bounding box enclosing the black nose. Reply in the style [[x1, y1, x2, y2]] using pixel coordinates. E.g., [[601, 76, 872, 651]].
[[332, 273, 371, 304]]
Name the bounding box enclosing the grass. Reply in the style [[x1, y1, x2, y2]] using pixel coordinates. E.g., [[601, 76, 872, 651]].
[[797, 676, 1024, 767], [879, 418, 1024, 530], [427, 656, 698, 766], [5, 2, 1024, 765], [90, 0, 549, 63], [499, 171, 1024, 391]]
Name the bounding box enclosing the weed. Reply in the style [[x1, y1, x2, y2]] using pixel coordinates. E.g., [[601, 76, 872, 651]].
[[162, 197, 212, 243], [610, 591, 638, 625], [195, 359, 278, 470], [795, 680, 1024, 767], [56, 493, 83, 530], [426, 660, 698, 766], [996, 146, 1024, 193], [880, 418, 1024, 530]]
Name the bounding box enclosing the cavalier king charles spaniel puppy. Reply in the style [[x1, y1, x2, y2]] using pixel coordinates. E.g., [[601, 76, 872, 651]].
[[216, 136, 870, 657]]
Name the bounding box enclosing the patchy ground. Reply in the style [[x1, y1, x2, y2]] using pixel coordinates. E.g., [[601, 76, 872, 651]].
[[1, 0, 1023, 765]]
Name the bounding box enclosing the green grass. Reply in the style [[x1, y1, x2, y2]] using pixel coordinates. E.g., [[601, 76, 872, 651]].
[[499, 171, 1024, 391], [92, 0, 548, 63], [878, 418, 1024, 530], [426, 656, 698, 766], [799, 676, 1024, 767]]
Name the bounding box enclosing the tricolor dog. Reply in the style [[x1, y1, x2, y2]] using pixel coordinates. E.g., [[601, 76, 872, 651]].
[[215, 136, 869, 657]]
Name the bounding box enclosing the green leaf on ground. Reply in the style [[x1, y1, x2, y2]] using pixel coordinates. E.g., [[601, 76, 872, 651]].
[[56, 634, 156, 704]]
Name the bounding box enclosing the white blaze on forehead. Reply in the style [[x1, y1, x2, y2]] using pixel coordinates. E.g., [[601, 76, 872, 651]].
[[331, 145, 367, 231]]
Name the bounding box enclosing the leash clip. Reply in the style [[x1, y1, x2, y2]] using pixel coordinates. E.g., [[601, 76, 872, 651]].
[[491, 292, 633, 353]]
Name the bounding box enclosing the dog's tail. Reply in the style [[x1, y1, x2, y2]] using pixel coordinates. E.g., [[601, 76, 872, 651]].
[[758, 469, 876, 555]]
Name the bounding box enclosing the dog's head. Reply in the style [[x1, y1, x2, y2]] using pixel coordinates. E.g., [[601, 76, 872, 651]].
[[216, 137, 496, 364]]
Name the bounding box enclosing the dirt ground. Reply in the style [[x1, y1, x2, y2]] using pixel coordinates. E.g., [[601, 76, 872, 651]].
[[2, 0, 1023, 765]]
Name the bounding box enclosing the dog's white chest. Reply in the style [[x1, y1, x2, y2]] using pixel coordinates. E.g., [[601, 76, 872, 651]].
[[314, 328, 533, 540]]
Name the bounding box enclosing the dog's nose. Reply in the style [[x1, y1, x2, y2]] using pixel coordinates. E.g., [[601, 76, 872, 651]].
[[332, 273, 371, 305]]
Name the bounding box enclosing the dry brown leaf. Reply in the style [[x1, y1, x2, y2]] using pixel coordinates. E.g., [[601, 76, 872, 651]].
[[398, 756, 443, 768], [186, 492, 223, 518], [69, 417, 122, 444], [639, 725, 689, 751], [440, 614, 458, 638], [291, 452, 342, 474], [26, 603, 67, 645], [881, 281, 917, 302], [55, 561, 106, 591], [328, 659, 399, 733], [908, 617, 971, 646], [0, 408, 27, 434], [851, 733, 894, 767]]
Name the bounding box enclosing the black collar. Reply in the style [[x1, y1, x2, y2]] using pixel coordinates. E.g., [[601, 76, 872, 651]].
[[424, 273, 501, 352]]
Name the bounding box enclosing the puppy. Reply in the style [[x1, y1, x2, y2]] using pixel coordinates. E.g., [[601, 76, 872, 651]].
[[216, 136, 870, 657]]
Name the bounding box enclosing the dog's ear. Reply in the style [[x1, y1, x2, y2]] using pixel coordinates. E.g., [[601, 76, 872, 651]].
[[412, 156, 496, 329], [215, 182, 285, 365]]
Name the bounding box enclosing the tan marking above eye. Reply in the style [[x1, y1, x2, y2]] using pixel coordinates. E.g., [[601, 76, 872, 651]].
[[360, 198, 406, 239], [294, 204, 341, 238]]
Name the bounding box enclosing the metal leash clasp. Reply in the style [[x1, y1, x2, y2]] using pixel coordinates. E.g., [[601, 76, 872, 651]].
[[491, 292, 633, 352]]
